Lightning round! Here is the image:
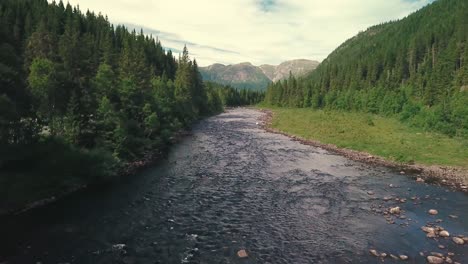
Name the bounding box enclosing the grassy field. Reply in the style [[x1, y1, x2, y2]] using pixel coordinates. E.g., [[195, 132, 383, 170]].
[[266, 108, 468, 168]]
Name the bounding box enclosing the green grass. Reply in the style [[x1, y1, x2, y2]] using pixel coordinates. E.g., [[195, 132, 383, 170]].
[[266, 107, 468, 168]]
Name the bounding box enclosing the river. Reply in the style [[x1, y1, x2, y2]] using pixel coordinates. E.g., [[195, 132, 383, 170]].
[[0, 108, 467, 263]]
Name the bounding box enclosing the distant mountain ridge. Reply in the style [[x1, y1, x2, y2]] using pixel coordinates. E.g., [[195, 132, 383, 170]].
[[200, 59, 319, 90]]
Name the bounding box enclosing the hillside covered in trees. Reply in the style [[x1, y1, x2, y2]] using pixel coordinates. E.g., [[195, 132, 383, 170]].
[[265, 0, 468, 137], [0, 0, 260, 212], [205, 82, 265, 107]]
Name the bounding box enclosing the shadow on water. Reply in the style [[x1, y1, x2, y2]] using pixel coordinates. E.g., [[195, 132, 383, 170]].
[[0, 108, 467, 264]]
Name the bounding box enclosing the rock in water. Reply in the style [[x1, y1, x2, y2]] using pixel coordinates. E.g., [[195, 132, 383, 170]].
[[439, 231, 450, 237], [428, 209, 438, 215], [452, 237, 465, 245], [112, 244, 126, 251], [422, 226, 435, 233], [416, 177, 425, 183], [237, 249, 248, 258], [399, 255, 408, 260], [427, 256, 444, 264], [369, 249, 379, 257], [390, 207, 401, 214]]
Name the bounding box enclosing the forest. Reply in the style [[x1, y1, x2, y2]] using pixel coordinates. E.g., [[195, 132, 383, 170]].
[[264, 0, 468, 138], [0, 0, 262, 211], [206, 82, 265, 107]]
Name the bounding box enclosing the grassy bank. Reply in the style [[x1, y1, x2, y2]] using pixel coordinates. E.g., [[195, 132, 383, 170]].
[[265, 108, 468, 168]]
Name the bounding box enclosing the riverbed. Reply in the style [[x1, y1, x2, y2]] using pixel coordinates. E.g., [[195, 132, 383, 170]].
[[0, 108, 467, 263]]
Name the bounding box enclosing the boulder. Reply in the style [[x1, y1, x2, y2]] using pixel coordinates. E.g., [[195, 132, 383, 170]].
[[439, 231, 450, 237], [427, 256, 444, 264], [428, 209, 438, 215], [452, 237, 465, 245], [390, 207, 401, 214], [237, 249, 248, 258], [369, 249, 379, 257]]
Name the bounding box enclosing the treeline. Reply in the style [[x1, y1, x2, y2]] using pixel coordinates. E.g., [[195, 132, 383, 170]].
[[205, 82, 265, 107], [0, 0, 224, 209], [265, 0, 468, 137]]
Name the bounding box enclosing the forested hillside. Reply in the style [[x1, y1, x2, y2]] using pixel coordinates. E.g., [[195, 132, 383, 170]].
[[0, 0, 247, 212], [265, 0, 468, 137], [205, 82, 265, 107]]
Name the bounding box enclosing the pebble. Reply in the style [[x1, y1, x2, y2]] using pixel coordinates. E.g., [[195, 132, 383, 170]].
[[399, 255, 408, 260], [427, 232, 436, 238], [427, 256, 444, 264], [367, 191, 375, 195], [369, 249, 379, 257], [449, 215, 458, 219], [416, 177, 425, 182], [428, 209, 438, 215], [380, 253, 387, 258], [446, 257, 453, 264], [237, 249, 248, 258], [452, 237, 465, 245], [439, 231, 450, 237], [438, 245, 445, 249]]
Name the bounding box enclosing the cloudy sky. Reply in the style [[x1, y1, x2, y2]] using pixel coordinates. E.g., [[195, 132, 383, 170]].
[[62, 0, 433, 66]]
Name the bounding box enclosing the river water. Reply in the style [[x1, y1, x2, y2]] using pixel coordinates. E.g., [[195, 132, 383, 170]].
[[0, 108, 467, 264]]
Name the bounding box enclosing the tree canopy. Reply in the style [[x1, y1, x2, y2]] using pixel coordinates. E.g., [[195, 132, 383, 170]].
[[264, 0, 468, 137]]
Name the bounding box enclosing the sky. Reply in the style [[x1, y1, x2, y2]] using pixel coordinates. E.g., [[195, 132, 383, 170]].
[[60, 0, 433, 66]]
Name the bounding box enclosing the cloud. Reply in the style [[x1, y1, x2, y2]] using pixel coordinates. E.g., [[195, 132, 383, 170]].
[[257, 0, 278, 12], [59, 0, 433, 66]]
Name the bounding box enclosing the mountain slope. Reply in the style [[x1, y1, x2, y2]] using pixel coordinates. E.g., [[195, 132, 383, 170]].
[[201, 59, 319, 90], [261, 59, 320, 82], [265, 0, 468, 137], [201, 62, 271, 91]]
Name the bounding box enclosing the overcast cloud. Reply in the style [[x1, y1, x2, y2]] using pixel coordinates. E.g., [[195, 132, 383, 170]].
[[59, 0, 433, 66]]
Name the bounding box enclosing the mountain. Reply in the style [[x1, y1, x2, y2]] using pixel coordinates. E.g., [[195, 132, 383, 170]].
[[200, 59, 319, 90], [201, 62, 271, 91], [260, 59, 320, 82], [264, 0, 468, 137]]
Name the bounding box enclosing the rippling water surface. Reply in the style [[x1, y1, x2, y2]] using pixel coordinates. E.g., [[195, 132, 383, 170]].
[[0, 108, 467, 263]]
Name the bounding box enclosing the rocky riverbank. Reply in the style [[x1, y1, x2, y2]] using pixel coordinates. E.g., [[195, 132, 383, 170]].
[[258, 109, 468, 192]]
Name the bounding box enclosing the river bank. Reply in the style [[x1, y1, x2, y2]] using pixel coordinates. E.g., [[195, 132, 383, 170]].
[[258, 108, 468, 192], [0, 129, 192, 217]]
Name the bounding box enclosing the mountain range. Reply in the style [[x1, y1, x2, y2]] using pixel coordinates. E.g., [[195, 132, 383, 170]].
[[200, 59, 319, 90]]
